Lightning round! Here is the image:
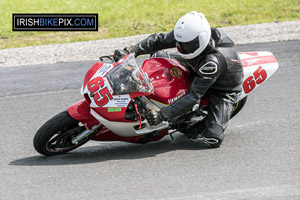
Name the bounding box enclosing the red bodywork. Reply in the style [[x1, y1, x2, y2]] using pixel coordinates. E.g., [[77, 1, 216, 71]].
[[143, 58, 192, 105], [67, 99, 168, 143], [68, 57, 188, 143], [67, 57, 208, 143]]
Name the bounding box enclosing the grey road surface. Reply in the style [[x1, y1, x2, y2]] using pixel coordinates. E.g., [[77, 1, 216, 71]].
[[0, 41, 300, 200]]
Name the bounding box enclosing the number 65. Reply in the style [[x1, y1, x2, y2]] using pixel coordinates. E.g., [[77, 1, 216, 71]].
[[243, 66, 267, 94], [88, 77, 113, 107]]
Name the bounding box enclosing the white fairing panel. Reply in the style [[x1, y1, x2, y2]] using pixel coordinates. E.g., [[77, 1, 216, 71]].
[[90, 109, 169, 137], [237, 51, 279, 101]]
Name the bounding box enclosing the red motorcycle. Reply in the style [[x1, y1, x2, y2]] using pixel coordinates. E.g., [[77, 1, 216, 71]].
[[34, 52, 278, 155]]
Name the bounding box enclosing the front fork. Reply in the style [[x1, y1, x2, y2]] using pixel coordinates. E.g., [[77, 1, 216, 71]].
[[71, 124, 103, 144]]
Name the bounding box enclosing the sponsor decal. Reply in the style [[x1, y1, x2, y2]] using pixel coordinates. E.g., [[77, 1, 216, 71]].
[[113, 97, 130, 107], [168, 92, 186, 104], [98, 64, 113, 77], [108, 107, 122, 112], [175, 33, 182, 38], [13, 14, 98, 31], [231, 59, 240, 64], [202, 76, 212, 80], [170, 67, 182, 79], [199, 61, 217, 75]]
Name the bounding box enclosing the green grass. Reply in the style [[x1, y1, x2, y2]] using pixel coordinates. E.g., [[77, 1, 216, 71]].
[[0, 0, 299, 49]]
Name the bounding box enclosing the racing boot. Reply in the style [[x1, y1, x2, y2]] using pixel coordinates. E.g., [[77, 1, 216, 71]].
[[187, 122, 224, 148]]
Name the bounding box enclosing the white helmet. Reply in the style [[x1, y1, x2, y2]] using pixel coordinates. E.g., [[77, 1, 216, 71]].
[[174, 11, 211, 59]]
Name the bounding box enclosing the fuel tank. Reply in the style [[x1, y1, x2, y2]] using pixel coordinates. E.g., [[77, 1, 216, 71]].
[[142, 58, 192, 105]]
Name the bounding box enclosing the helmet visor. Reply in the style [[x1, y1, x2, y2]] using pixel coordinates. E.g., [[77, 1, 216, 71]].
[[176, 37, 200, 55]]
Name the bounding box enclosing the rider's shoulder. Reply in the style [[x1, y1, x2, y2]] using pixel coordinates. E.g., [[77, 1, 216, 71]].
[[204, 54, 219, 64], [211, 28, 234, 48], [196, 54, 219, 76]]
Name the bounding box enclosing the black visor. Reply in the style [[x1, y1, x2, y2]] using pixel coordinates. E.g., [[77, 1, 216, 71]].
[[176, 36, 200, 54]]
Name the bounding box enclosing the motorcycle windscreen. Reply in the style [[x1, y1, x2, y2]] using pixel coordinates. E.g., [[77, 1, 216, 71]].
[[106, 54, 154, 95]]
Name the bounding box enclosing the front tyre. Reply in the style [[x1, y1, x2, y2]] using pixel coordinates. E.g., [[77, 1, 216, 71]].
[[33, 110, 92, 156]]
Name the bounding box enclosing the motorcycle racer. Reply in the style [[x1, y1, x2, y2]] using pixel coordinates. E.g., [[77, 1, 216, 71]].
[[113, 11, 243, 148]]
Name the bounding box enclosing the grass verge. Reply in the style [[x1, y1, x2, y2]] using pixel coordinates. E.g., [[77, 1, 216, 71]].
[[1, 0, 299, 49]]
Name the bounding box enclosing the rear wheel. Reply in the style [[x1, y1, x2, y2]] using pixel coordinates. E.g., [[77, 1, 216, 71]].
[[230, 96, 247, 119], [33, 110, 96, 156]]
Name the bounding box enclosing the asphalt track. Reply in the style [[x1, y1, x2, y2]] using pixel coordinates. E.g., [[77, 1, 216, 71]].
[[0, 40, 300, 200]]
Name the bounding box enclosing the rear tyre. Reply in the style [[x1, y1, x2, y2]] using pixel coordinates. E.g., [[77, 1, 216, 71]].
[[33, 110, 93, 156], [230, 96, 247, 119]]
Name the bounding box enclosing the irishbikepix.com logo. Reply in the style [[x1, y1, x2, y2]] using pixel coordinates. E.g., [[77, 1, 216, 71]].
[[13, 14, 98, 31]]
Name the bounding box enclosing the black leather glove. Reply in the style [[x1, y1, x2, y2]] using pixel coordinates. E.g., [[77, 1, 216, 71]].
[[145, 110, 165, 126], [113, 48, 130, 62]]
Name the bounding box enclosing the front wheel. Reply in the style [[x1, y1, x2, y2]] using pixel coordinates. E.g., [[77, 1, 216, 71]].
[[33, 110, 96, 156]]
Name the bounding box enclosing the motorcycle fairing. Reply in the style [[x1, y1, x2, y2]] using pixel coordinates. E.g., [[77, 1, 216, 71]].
[[142, 57, 192, 106], [81, 54, 154, 122], [67, 99, 99, 129], [91, 109, 169, 137], [67, 100, 169, 140], [76, 54, 170, 136], [92, 126, 169, 143], [82, 62, 113, 94], [237, 51, 278, 100]]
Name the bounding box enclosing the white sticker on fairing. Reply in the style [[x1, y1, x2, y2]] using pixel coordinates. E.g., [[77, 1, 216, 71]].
[[109, 95, 131, 107], [199, 61, 217, 75], [98, 64, 114, 77]]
